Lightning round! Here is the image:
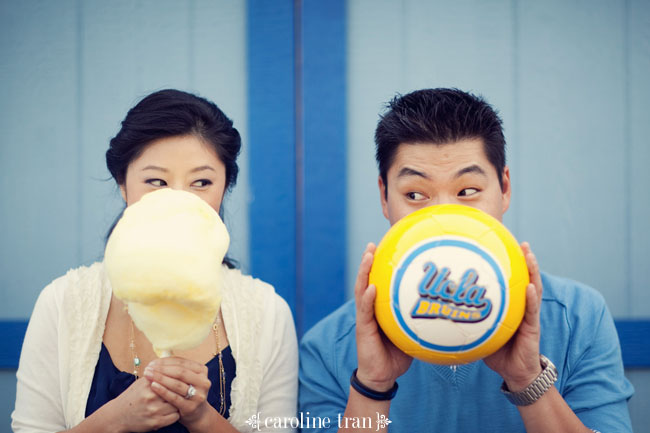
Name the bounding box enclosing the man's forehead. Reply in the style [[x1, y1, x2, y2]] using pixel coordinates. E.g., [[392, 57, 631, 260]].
[[389, 140, 492, 177], [394, 139, 488, 156], [394, 163, 489, 181]]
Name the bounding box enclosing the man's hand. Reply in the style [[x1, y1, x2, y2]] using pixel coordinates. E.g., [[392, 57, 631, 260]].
[[484, 242, 544, 391], [355, 243, 412, 392]]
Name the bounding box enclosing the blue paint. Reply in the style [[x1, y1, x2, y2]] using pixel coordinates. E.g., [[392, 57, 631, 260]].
[[2, 319, 648, 368], [0, 321, 28, 368], [247, 0, 297, 313], [246, 0, 346, 336], [299, 0, 347, 335], [616, 320, 650, 368]]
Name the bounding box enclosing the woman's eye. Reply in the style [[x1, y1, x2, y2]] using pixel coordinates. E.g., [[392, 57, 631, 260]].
[[146, 179, 167, 187], [406, 192, 426, 200], [458, 188, 479, 197], [192, 179, 213, 188]]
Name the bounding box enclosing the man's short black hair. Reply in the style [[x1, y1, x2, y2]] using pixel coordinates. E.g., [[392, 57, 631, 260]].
[[375, 88, 506, 193]]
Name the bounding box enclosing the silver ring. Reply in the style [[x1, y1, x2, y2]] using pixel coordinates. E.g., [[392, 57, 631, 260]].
[[184, 384, 196, 399]]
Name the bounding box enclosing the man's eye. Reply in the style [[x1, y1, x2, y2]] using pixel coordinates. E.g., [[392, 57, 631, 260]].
[[458, 188, 479, 197], [406, 192, 426, 200], [192, 179, 213, 188], [146, 179, 167, 187]]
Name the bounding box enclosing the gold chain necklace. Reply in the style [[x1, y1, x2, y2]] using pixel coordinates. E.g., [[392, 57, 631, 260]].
[[129, 318, 140, 376], [213, 314, 226, 416], [127, 310, 226, 416]]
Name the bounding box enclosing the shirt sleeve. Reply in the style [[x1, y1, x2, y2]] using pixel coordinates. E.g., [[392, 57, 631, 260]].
[[256, 294, 299, 432], [299, 325, 351, 433], [12, 281, 66, 433], [561, 291, 634, 432]]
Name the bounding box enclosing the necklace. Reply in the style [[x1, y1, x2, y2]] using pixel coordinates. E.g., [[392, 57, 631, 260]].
[[129, 318, 141, 377], [213, 315, 226, 416], [127, 310, 227, 416]]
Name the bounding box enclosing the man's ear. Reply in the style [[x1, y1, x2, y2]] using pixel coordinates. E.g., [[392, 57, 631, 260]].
[[378, 176, 389, 221], [501, 166, 511, 215]]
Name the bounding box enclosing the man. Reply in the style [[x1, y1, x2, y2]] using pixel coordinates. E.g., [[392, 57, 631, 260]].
[[299, 88, 633, 432]]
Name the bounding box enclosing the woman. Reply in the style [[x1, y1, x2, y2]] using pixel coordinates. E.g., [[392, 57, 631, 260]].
[[12, 89, 298, 433]]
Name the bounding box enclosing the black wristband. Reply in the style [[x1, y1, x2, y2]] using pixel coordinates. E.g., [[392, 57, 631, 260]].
[[350, 368, 398, 401]]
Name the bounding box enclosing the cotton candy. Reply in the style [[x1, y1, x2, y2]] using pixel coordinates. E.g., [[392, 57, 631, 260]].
[[104, 188, 229, 356]]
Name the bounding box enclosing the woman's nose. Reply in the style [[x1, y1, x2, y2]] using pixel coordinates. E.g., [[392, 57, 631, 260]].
[[168, 184, 190, 193]]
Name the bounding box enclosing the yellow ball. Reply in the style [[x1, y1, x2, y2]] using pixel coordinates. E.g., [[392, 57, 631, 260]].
[[370, 204, 528, 365]]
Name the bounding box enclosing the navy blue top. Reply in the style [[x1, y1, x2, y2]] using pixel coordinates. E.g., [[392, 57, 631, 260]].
[[85, 342, 236, 432]]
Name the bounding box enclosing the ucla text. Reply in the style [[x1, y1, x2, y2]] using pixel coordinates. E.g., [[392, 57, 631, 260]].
[[410, 262, 492, 322]]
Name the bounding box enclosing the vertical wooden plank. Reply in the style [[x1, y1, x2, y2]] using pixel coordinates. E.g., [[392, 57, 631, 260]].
[[247, 0, 297, 312], [0, 0, 80, 318], [300, 0, 347, 334], [0, 370, 18, 431], [132, 0, 192, 91], [346, 0, 406, 295], [192, 0, 250, 271], [346, 0, 515, 296], [402, 0, 517, 230], [401, 0, 514, 94], [79, 0, 202, 268], [517, 0, 627, 315], [79, 1, 140, 266], [626, 369, 650, 431], [628, 0, 650, 317], [79, 1, 249, 271]]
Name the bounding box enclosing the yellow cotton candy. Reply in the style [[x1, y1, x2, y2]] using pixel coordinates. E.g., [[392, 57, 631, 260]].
[[104, 188, 229, 356]]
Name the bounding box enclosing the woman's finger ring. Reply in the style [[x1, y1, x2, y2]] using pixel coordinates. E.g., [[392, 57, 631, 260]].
[[184, 384, 196, 399]]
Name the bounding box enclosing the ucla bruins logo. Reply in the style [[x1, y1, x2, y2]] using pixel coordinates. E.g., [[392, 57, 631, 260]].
[[370, 204, 528, 365], [410, 265, 492, 323], [391, 238, 506, 353]]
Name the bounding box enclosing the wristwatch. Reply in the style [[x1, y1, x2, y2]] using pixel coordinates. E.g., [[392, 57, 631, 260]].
[[500, 354, 558, 406]]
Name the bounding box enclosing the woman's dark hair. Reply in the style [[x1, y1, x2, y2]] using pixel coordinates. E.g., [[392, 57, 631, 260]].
[[106, 89, 240, 189], [105, 89, 241, 268], [375, 88, 506, 195]]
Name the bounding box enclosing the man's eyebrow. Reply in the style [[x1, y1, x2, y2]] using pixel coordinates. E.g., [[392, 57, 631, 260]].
[[454, 164, 487, 179], [397, 167, 430, 180]]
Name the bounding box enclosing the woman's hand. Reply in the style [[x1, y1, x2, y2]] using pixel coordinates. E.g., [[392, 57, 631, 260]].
[[354, 243, 413, 392], [103, 377, 180, 433], [144, 357, 215, 431]]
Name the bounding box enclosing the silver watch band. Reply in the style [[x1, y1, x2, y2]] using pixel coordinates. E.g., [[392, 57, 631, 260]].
[[500, 354, 558, 406]]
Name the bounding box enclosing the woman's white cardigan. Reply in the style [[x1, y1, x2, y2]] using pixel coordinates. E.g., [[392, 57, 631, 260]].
[[12, 262, 298, 432]]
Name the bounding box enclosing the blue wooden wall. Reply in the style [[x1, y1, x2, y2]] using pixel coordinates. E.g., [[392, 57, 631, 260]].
[[0, 0, 250, 322], [345, 0, 650, 426], [0, 1, 249, 430], [1, 0, 648, 431], [346, 0, 650, 321]]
